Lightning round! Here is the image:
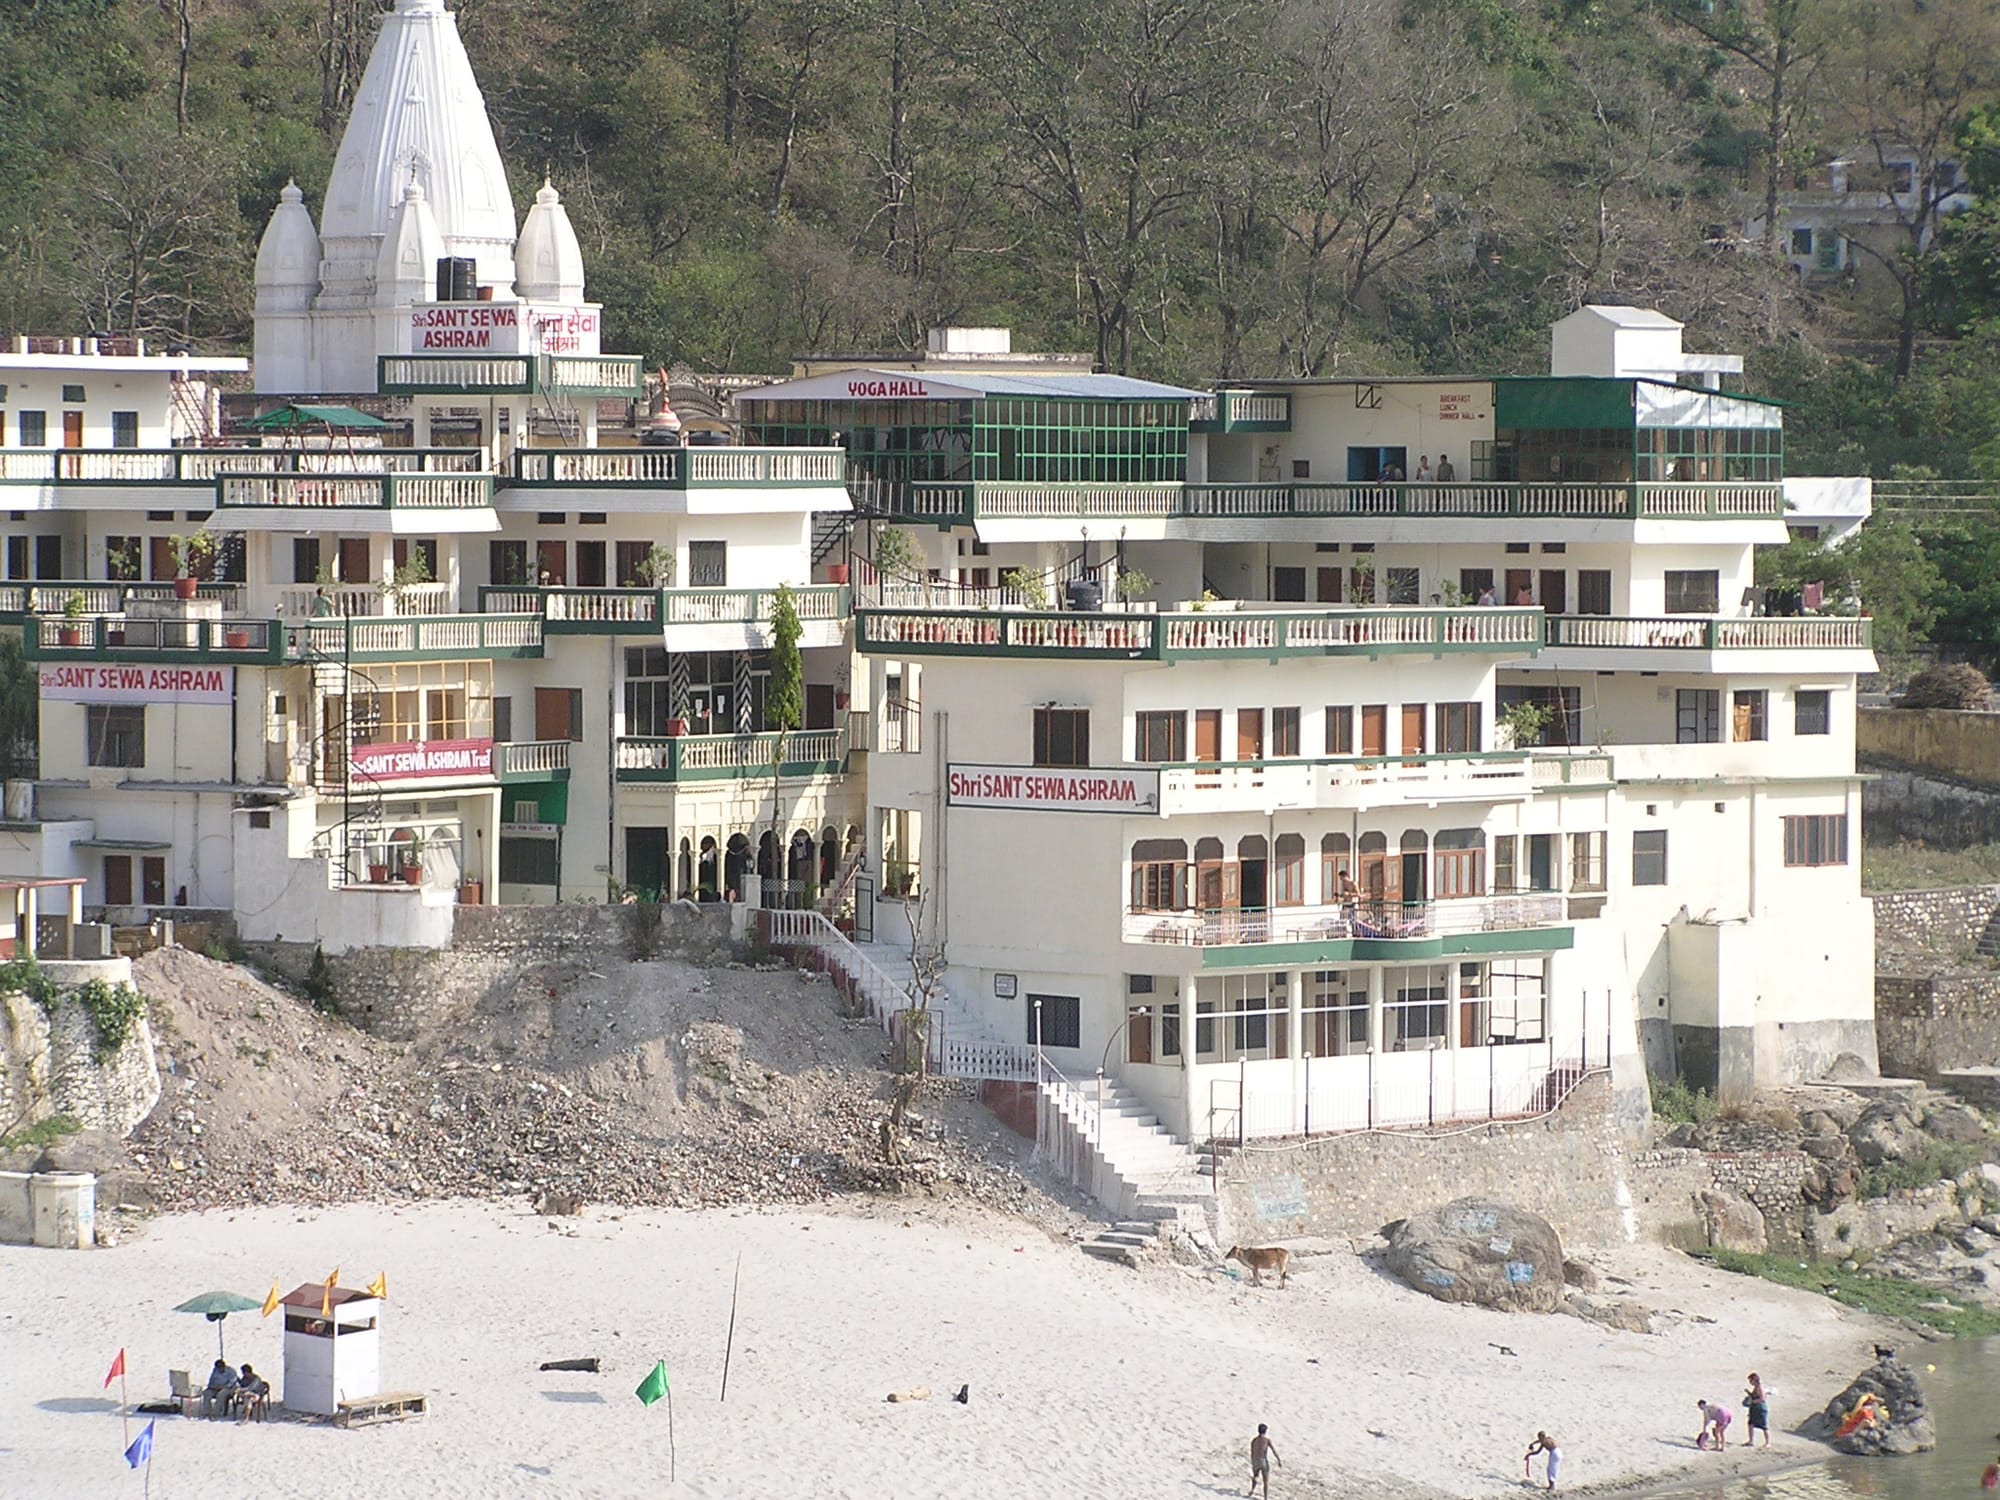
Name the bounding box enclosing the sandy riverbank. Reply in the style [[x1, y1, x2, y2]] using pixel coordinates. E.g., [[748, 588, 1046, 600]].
[[1, 1199, 1889, 1499]]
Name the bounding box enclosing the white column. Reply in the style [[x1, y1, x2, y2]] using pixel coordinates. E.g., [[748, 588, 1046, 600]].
[[1367, 964, 1386, 1053]]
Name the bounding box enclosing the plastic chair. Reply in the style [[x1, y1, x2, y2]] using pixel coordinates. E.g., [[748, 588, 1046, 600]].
[[168, 1370, 196, 1418]]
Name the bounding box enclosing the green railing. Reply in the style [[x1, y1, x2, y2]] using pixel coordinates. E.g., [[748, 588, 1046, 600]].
[[1545, 615, 1872, 650], [377, 353, 644, 397], [24, 614, 282, 665], [287, 614, 545, 661], [614, 728, 848, 782], [856, 605, 1543, 659]]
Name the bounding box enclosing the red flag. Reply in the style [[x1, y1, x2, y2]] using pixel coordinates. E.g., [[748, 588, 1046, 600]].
[[103, 1349, 125, 1388]]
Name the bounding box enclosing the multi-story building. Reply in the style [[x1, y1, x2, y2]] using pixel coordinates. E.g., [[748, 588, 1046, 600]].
[[745, 305, 1877, 1144], [0, 0, 856, 950]]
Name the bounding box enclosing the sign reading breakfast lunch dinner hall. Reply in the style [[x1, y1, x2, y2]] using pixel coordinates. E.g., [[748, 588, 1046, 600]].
[[349, 738, 495, 782], [947, 764, 1159, 814], [38, 663, 235, 705]]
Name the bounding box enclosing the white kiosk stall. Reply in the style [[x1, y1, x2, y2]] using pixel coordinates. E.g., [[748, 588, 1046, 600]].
[[279, 1284, 382, 1417]]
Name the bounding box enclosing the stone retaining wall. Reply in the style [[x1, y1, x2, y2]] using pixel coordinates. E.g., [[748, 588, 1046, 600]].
[[1862, 768, 2000, 849], [1874, 972, 2000, 1079], [1872, 886, 2000, 956]]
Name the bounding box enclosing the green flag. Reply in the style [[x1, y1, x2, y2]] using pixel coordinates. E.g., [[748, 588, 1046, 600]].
[[635, 1360, 669, 1407]]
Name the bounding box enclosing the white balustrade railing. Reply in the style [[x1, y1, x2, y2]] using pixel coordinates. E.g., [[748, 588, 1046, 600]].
[[495, 739, 571, 776], [760, 908, 911, 1034], [1158, 754, 1537, 812], [1122, 893, 1567, 947]]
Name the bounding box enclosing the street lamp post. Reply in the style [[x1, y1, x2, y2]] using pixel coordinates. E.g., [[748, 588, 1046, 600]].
[[1097, 1006, 1146, 1151]]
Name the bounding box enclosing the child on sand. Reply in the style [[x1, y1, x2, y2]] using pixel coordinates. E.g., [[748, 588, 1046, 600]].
[[1982, 1454, 1999, 1490], [1523, 1431, 1561, 1491], [1696, 1399, 1732, 1450], [1743, 1374, 1769, 1448], [1248, 1424, 1280, 1497]]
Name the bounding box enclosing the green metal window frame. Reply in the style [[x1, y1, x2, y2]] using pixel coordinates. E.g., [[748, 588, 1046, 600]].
[[1634, 426, 1783, 482], [741, 399, 974, 485], [971, 399, 1187, 484]]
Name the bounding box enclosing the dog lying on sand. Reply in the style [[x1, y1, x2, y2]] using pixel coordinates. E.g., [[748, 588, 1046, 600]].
[[1226, 1245, 1290, 1287]]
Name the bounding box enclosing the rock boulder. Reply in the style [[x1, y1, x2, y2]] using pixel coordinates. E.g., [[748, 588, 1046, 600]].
[[1849, 1100, 1929, 1166], [1384, 1198, 1566, 1313], [1697, 1188, 1769, 1253], [1800, 1358, 1937, 1456]]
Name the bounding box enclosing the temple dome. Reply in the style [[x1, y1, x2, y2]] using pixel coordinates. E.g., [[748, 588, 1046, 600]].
[[375, 174, 446, 305], [253, 181, 322, 313], [514, 178, 586, 302], [315, 0, 517, 306]]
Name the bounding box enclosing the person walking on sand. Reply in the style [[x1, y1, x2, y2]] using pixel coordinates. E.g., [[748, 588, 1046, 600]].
[[1696, 1398, 1732, 1450], [1743, 1374, 1770, 1448], [1524, 1431, 1561, 1491], [1248, 1423, 1281, 1496], [1982, 1453, 1999, 1490]]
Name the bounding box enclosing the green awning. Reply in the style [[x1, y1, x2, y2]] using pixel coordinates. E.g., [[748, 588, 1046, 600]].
[[504, 781, 569, 826], [1493, 378, 1636, 431], [240, 403, 391, 431]]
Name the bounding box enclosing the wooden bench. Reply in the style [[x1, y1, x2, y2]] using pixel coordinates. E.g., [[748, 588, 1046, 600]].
[[336, 1391, 428, 1428]]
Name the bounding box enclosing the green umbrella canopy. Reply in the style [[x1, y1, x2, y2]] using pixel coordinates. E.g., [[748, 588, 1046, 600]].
[[174, 1291, 265, 1361], [239, 403, 390, 431]]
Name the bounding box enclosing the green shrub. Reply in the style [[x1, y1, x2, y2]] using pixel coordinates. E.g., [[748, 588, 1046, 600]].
[[71, 978, 148, 1061], [0, 954, 58, 1009], [1858, 1142, 1987, 1200], [1697, 1247, 2000, 1337], [0, 1112, 81, 1151], [1650, 1074, 1719, 1124]]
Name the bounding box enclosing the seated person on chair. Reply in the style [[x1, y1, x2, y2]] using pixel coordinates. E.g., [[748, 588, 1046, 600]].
[[236, 1363, 271, 1419], [204, 1358, 238, 1416]]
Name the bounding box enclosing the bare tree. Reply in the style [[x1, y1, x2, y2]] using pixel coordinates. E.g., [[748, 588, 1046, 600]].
[[879, 884, 945, 1165]]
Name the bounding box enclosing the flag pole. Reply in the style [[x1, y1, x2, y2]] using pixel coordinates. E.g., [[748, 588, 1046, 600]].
[[119, 1363, 129, 1449], [667, 1382, 677, 1485], [719, 1251, 742, 1402]]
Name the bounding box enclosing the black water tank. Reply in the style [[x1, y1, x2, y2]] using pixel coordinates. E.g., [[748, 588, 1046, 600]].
[[1064, 578, 1103, 613], [434, 256, 476, 301]]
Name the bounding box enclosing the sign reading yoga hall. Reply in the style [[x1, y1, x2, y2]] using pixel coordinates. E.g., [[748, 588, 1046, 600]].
[[947, 763, 1159, 814]]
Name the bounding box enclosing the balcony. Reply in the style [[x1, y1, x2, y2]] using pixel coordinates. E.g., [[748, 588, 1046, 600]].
[[1123, 894, 1572, 960], [614, 729, 848, 783], [286, 614, 544, 662], [1154, 750, 1610, 815], [377, 353, 644, 397], [0, 446, 486, 489], [1545, 614, 1871, 651], [494, 740, 572, 782], [856, 604, 1543, 660], [0, 581, 244, 617], [218, 472, 494, 511], [1188, 390, 1292, 433], [276, 584, 458, 619], [26, 614, 280, 665], [504, 446, 845, 488], [852, 478, 1784, 526], [477, 584, 850, 639]]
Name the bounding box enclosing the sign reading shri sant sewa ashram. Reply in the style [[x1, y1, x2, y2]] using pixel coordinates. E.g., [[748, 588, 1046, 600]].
[[38, 663, 235, 705], [946, 764, 1160, 814], [349, 738, 494, 782]]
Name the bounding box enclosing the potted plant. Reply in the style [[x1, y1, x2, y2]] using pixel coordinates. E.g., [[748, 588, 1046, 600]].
[[636, 543, 675, 589], [400, 830, 427, 885], [1115, 569, 1155, 608], [1497, 700, 1555, 751], [1002, 566, 1050, 610], [57, 592, 86, 646], [379, 551, 433, 615], [873, 526, 917, 581], [368, 858, 390, 884], [170, 529, 217, 599], [458, 879, 483, 905], [106, 538, 141, 584]]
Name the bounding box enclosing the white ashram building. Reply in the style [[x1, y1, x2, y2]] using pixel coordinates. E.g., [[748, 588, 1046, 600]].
[[0, 0, 1878, 1197]]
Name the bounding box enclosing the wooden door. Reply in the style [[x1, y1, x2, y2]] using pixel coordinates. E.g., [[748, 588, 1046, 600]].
[[1128, 1007, 1153, 1065], [62, 411, 84, 448], [1359, 704, 1387, 757], [1400, 703, 1426, 755], [1237, 709, 1264, 761], [1539, 570, 1566, 614], [1194, 710, 1221, 782], [103, 856, 133, 906], [1505, 569, 1532, 606], [536, 539, 567, 585], [337, 538, 370, 585], [535, 687, 577, 741], [149, 536, 175, 581], [1316, 567, 1342, 603]]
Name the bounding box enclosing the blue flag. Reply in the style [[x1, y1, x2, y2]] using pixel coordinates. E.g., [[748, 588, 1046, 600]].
[[124, 1420, 154, 1470]]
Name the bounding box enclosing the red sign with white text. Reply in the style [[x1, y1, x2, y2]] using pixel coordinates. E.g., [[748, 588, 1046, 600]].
[[350, 738, 494, 782]]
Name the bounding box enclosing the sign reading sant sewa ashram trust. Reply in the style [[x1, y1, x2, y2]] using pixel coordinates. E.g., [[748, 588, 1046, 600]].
[[38, 664, 235, 705], [349, 739, 494, 782], [946, 764, 1160, 814]]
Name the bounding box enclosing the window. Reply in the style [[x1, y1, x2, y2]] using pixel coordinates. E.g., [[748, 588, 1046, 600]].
[[1272, 833, 1306, 905], [1026, 994, 1081, 1049], [536, 687, 584, 741], [392, 537, 438, 581], [615, 541, 651, 587], [20, 411, 45, 446], [1496, 685, 1581, 747], [292, 537, 322, 584], [1576, 570, 1612, 616], [1134, 710, 1186, 762], [1130, 838, 1189, 911], [1732, 690, 1768, 741], [1387, 975, 1449, 1050], [111, 411, 139, 448], [87, 705, 145, 767], [575, 539, 607, 588], [1271, 566, 1306, 602], [1795, 689, 1831, 736], [688, 541, 727, 586], [105, 534, 141, 582], [536, 511, 566, 526], [1159, 1002, 1182, 1058], [1676, 689, 1721, 744], [1569, 832, 1606, 891], [1784, 814, 1848, 867], [1325, 705, 1354, 756], [1791, 226, 1814, 256], [61, 384, 85, 403], [1632, 830, 1668, 886], [499, 835, 561, 885], [1459, 567, 1494, 601], [1385, 567, 1420, 605], [1033, 707, 1089, 767], [492, 697, 512, 743], [1271, 708, 1301, 757], [1664, 570, 1720, 613], [489, 539, 529, 586], [1434, 701, 1482, 754], [103, 855, 133, 905], [1432, 829, 1484, 899]]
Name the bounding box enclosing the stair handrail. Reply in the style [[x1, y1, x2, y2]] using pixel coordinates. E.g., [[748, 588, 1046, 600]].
[[760, 907, 913, 1032], [815, 836, 867, 917]]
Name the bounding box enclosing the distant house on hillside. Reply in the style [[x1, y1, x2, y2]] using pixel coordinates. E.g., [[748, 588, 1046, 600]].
[[1744, 149, 1972, 281]]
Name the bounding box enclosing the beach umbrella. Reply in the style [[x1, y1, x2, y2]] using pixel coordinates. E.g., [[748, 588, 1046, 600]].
[[173, 1291, 264, 1360]]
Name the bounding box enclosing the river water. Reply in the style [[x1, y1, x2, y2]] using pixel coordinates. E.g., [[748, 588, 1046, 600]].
[[1666, 1335, 2000, 1500]]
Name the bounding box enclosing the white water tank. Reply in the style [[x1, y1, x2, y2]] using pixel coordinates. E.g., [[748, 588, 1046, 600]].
[[30, 1172, 95, 1249], [3, 780, 32, 821]]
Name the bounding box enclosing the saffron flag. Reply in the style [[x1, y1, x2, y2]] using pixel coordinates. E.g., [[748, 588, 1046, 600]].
[[103, 1349, 125, 1388], [321, 1267, 340, 1319], [261, 1280, 281, 1318], [366, 1271, 387, 1301], [123, 1420, 155, 1470], [635, 1361, 669, 1407]]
